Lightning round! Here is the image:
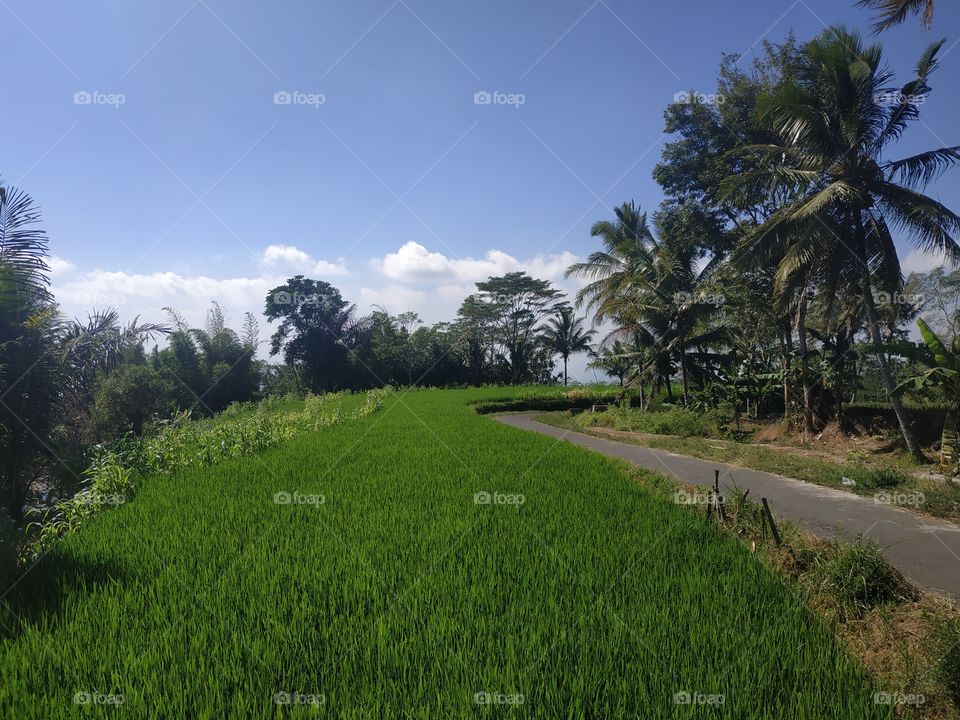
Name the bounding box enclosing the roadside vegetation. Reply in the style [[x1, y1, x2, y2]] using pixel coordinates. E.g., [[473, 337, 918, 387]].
[[535, 405, 960, 523]]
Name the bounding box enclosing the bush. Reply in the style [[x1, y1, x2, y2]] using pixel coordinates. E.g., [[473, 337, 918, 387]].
[[804, 536, 917, 620], [89, 364, 178, 439]]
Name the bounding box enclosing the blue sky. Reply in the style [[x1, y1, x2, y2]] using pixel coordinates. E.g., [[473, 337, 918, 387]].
[[4, 0, 959, 379]]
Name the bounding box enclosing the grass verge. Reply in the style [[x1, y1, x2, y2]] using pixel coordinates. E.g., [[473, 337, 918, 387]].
[[535, 411, 960, 523]]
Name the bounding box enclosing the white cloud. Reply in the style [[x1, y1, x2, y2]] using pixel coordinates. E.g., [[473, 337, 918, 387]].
[[48, 256, 75, 276], [902, 248, 948, 275], [371, 241, 577, 284], [52, 269, 279, 335], [261, 244, 349, 276]]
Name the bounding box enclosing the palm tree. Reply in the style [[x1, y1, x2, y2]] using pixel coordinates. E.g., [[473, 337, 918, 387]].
[[857, 0, 935, 31], [0, 181, 59, 521], [588, 341, 632, 386], [567, 202, 726, 405], [541, 307, 594, 385], [727, 27, 960, 460]]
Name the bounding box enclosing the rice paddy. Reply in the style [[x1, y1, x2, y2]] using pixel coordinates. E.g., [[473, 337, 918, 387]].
[[0, 388, 888, 718]]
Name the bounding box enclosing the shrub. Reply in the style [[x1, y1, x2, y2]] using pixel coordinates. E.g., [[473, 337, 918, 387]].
[[89, 364, 178, 439], [804, 536, 917, 619]]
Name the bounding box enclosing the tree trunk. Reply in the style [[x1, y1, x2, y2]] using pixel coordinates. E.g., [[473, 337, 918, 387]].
[[854, 212, 924, 461], [782, 323, 793, 427], [795, 289, 815, 435], [679, 342, 689, 406], [563, 356, 568, 386]]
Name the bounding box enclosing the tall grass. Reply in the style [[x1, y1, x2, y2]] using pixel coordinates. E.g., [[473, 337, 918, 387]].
[[0, 388, 887, 718]]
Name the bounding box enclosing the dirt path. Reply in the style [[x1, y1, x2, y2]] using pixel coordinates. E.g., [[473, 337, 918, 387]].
[[496, 413, 960, 600]]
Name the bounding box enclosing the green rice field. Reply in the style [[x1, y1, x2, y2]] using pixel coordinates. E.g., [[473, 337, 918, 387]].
[[0, 388, 887, 718]]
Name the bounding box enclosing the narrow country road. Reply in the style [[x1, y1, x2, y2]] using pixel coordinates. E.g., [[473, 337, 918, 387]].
[[496, 413, 960, 600]]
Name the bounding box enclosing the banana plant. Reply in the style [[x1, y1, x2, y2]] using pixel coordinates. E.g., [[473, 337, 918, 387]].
[[898, 319, 960, 476]]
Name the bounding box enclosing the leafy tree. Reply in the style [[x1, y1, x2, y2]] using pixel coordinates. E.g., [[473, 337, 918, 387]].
[[541, 307, 594, 385], [461, 272, 564, 383], [264, 277, 359, 392], [726, 28, 960, 459]]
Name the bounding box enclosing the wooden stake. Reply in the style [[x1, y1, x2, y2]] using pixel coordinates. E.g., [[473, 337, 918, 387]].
[[761, 498, 781, 546]]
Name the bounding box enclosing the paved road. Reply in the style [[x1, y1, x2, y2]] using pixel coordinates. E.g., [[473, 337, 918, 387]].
[[496, 413, 960, 600]]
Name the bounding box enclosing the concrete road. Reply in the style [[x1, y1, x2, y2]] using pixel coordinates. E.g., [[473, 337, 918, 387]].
[[496, 413, 960, 600]]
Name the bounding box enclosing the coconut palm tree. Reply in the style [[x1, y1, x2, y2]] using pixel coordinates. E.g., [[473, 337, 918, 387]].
[[541, 307, 594, 386], [726, 27, 960, 460], [857, 0, 935, 31], [568, 202, 726, 405]]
